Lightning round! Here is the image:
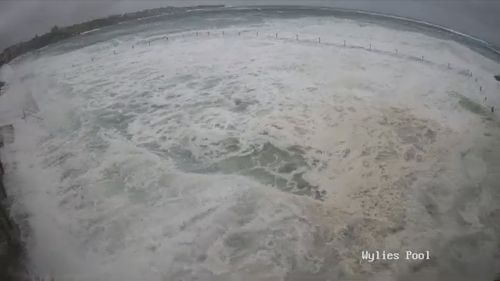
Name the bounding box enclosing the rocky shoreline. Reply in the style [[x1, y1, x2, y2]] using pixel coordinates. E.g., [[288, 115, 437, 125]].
[[0, 5, 225, 68], [0, 124, 25, 280]]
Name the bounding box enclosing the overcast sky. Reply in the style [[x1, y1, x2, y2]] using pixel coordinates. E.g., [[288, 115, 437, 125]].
[[1, 0, 500, 51]]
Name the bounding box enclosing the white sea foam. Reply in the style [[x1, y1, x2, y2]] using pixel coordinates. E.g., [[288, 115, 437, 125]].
[[0, 12, 499, 281]]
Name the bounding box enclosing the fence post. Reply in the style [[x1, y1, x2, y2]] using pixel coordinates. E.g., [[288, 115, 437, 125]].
[[296, 34, 299, 41], [343, 40, 346, 47], [276, 32, 278, 39], [318, 37, 321, 43]]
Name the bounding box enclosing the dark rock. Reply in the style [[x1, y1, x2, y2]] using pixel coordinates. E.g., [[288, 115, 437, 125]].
[[278, 162, 298, 173], [495, 75, 500, 81], [342, 148, 351, 158]]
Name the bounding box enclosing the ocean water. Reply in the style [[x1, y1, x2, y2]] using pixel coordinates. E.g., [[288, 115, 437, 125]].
[[1, 8, 500, 281]]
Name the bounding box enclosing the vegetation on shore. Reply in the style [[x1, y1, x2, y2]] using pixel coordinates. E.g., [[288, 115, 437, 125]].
[[0, 5, 224, 68]]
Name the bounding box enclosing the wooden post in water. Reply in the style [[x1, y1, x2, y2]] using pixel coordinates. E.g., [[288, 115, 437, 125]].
[[276, 32, 278, 39]]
